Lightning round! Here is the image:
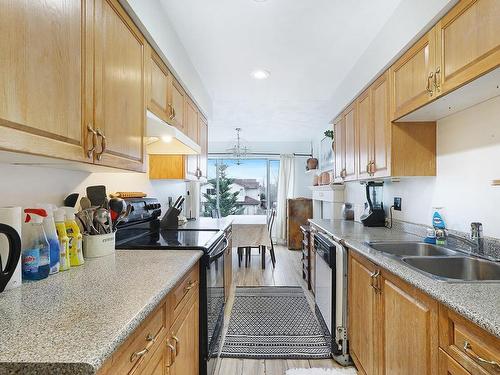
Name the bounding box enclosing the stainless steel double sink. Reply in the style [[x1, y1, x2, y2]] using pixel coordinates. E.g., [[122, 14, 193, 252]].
[[366, 241, 500, 283]]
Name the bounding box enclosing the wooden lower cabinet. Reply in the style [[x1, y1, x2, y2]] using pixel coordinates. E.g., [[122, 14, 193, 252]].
[[99, 262, 199, 375], [380, 272, 439, 375], [168, 291, 199, 375], [348, 254, 378, 375]]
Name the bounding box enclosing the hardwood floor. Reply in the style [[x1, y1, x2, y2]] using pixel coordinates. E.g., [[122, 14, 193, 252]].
[[215, 245, 344, 375]]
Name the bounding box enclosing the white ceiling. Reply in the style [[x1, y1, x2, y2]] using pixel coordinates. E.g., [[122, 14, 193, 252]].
[[160, 0, 403, 142]]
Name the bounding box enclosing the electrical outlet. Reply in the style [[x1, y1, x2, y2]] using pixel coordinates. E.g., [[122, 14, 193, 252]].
[[394, 197, 402, 211]]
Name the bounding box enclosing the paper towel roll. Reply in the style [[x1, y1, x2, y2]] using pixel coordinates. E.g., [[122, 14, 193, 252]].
[[0, 207, 22, 291]]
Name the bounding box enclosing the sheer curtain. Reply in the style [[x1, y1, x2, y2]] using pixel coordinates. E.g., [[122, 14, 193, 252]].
[[275, 154, 295, 243]]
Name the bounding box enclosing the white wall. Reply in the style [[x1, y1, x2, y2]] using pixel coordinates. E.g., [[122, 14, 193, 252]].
[[0, 158, 186, 215], [126, 0, 212, 116], [344, 96, 500, 238]]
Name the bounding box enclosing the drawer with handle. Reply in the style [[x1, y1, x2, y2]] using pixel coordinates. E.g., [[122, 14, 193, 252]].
[[172, 263, 199, 318], [109, 302, 166, 375], [439, 305, 500, 375]]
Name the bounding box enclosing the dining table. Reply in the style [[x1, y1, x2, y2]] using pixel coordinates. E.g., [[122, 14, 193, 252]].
[[229, 214, 271, 269]]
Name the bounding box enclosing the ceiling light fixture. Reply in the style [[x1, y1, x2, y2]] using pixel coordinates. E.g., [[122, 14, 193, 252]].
[[226, 128, 250, 165], [251, 69, 270, 80]]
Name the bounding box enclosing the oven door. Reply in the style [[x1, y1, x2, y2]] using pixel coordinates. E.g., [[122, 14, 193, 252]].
[[206, 236, 227, 375]]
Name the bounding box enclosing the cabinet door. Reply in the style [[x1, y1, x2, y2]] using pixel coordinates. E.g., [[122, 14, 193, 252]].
[[371, 72, 390, 178], [149, 50, 170, 123], [169, 293, 199, 375], [198, 115, 209, 180], [435, 0, 500, 95], [357, 90, 372, 180], [343, 103, 357, 181], [348, 254, 378, 375], [380, 274, 439, 375], [333, 116, 345, 182], [185, 99, 199, 143], [169, 77, 185, 132], [390, 29, 437, 120], [0, 0, 90, 163], [93, 0, 146, 172]]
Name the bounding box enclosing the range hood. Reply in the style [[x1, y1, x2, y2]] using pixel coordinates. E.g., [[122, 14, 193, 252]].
[[146, 111, 201, 155]]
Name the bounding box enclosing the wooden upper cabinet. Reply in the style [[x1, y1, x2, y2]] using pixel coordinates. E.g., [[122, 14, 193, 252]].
[[371, 72, 390, 178], [348, 254, 378, 375], [357, 89, 372, 180], [169, 77, 186, 132], [198, 115, 209, 180], [93, 0, 146, 172], [435, 0, 500, 95], [185, 98, 199, 143], [390, 28, 437, 121], [148, 49, 171, 123], [343, 103, 357, 181], [333, 116, 345, 182], [0, 0, 90, 163], [380, 273, 439, 375]]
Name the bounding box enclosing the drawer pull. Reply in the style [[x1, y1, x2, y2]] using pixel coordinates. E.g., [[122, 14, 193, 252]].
[[184, 280, 195, 293], [171, 335, 180, 355], [463, 341, 500, 369], [129, 333, 156, 362], [166, 341, 176, 367], [370, 270, 381, 293]]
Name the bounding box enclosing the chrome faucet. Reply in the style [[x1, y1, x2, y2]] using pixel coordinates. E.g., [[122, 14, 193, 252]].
[[438, 222, 484, 255]]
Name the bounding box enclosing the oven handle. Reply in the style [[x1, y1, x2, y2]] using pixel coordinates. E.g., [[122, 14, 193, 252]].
[[209, 236, 228, 261]]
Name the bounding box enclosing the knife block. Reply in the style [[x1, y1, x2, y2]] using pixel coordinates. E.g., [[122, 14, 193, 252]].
[[160, 206, 181, 229]]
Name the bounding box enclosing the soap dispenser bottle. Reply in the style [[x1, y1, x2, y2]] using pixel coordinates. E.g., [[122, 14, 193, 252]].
[[22, 208, 50, 280]]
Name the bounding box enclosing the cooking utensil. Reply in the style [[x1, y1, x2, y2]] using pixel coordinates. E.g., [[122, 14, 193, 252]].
[[112, 204, 131, 232], [86, 185, 107, 208], [175, 197, 185, 210], [80, 197, 92, 211], [94, 208, 111, 234], [172, 196, 182, 209], [63, 193, 79, 208]]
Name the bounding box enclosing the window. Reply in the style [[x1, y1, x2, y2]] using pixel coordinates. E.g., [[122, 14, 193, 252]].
[[201, 158, 280, 218]]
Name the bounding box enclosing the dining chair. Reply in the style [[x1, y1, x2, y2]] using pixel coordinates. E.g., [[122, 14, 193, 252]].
[[244, 210, 276, 268]]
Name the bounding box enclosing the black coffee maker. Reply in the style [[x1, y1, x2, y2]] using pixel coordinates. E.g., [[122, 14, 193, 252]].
[[361, 181, 386, 227], [0, 223, 21, 293]]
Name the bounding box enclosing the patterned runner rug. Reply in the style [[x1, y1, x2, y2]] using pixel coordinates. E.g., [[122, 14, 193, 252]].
[[220, 286, 331, 359]]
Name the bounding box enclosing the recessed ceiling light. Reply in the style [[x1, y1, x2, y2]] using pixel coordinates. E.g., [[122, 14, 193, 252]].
[[251, 69, 270, 80]]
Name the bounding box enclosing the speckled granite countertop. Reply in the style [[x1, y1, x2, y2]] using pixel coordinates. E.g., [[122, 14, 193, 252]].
[[178, 216, 232, 231], [0, 250, 203, 375], [309, 219, 500, 338]]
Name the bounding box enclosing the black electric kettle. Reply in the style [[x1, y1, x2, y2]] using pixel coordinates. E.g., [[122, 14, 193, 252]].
[[0, 223, 21, 293]]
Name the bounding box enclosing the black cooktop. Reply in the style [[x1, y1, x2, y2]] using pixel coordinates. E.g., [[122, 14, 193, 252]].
[[116, 220, 222, 251]]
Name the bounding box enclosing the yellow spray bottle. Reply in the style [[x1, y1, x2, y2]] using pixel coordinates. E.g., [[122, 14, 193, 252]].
[[62, 207, 84, 266]]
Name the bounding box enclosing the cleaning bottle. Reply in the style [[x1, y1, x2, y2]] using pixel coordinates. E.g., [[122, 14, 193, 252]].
[[63, 207, 84, 266], [36, 204, 60, 274], [432, 207, 447, 246], [22, 208, 50, 280], [54, 208, 71, 271]]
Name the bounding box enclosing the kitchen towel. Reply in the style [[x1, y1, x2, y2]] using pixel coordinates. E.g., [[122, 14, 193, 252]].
[[0, 207, 22, 290]]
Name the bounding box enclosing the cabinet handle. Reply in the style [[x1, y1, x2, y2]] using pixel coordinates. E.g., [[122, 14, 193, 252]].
[[172, 106, 176, 120], [168, 104, 174, 120], [129, 333, 156, 362], [166, 341, 176, 367], [171, 335, 180, 355], [426, 72, 434, 96], [370, 161, 376, 175], [86, 124, 98, 158], [95, 129, 106, 161], [463, 341, 500, 369], [371, 270, 381, 293], [434, 66, 441, 93], [184, 280, 195, 294]]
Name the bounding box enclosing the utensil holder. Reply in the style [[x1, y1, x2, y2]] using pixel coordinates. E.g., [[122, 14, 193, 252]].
[[83, 232, 115, 258]]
